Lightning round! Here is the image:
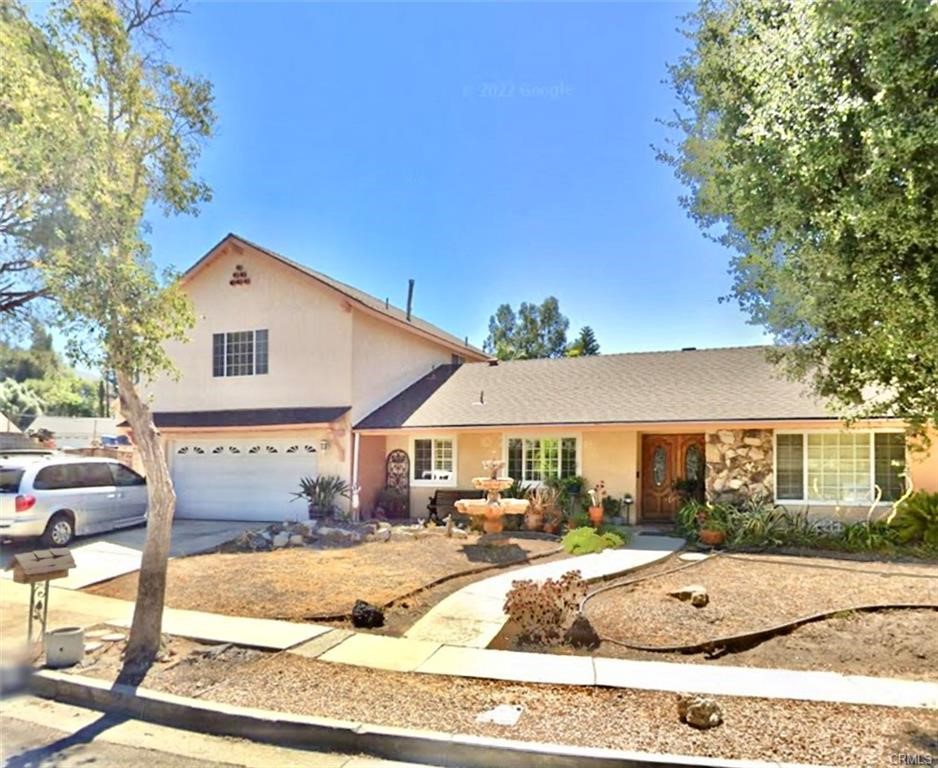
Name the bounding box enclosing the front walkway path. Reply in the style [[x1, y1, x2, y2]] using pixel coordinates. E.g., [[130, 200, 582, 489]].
[[403, 534, 682, 648]]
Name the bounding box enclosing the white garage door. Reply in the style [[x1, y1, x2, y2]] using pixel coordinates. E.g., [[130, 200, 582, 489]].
[[171, 438, 318, 521]]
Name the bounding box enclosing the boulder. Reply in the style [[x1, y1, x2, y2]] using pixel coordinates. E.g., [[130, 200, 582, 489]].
[[668, 585, 709, 608], [271, 532, 290, 549], [317, 526, 362, 546], [451, 527, 469, 539], [677, 694, 723, 729], [564, 614, 601, 650], [288, 534, 305, 547], [366, 527, 391, 543], [351, 599, 385, 629]]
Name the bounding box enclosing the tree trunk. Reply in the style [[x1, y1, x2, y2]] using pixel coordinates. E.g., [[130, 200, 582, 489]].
[[116, 369, 175, 677]]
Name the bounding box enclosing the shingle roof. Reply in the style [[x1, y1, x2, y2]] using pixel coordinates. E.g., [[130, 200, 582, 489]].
[[150, 407, 351, 429], [188, 234, 488, 360], [355, 346, 837, 429]]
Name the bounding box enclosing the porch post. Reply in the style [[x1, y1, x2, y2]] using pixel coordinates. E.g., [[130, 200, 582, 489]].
[[351, 431, 361, 521]]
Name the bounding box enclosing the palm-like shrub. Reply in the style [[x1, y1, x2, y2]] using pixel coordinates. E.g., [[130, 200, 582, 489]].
[[292, 475, 351, 518], [891, 491, 938, 547]]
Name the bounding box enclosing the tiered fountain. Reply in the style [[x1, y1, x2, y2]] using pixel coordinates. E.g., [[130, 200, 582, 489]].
[[454, 458, 529, 535]]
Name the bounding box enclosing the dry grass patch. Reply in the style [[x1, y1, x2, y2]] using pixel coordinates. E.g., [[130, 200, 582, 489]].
[[85, 536, 561, 621]]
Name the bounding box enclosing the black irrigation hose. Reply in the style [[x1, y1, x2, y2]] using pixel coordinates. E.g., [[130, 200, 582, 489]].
[[294, 544, 565, 623], [597, 603, 938, 657], [720, 551, 938, 579], [580, 551, 718, 611]]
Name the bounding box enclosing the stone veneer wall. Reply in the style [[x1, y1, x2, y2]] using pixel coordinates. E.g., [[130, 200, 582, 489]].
[[705, 429, 774, 504]]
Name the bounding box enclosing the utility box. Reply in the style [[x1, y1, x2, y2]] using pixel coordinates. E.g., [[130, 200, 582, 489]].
[[12, 549, 75, 584]]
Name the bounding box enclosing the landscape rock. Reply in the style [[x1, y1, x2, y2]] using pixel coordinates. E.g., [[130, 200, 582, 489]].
[[475, 704, 523, 726], [668, 584, 709, 608], [272, 532, 290, 549], [450, 527, 469, 539], [288, 534, 305, 547], [351, 599, 385, 628], [677, 694, 723, 729], [564, 614, 601, 650], [366, 527, 391, 543]]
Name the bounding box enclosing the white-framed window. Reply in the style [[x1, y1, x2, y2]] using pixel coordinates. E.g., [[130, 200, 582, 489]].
[[212, 329, 268, 377], [412, 437, 456, 486], [506, 437, 578, 483], [774, 430, 906, 505]]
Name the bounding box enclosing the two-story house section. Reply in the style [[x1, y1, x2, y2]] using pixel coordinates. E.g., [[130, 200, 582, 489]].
[[146, 234, 488, 521]]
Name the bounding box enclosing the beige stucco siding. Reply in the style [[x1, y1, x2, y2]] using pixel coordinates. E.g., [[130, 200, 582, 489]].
[[149, 244, 354, 412], [350, 310, 454, 425], [364, 423, 937, 521]]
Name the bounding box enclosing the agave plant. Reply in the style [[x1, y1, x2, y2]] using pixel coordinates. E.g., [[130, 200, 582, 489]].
[[891, 491, 938, 547], [292, 475, 351, 519]]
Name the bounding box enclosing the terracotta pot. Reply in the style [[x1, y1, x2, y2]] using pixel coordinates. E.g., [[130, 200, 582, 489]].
[[483, 518, 504, 534], [588, 506, 604, 527], [524, 511, 544, 531], [698, 528, 725, 546]]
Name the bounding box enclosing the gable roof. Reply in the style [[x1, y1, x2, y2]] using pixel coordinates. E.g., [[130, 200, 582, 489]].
[[356, 346, 838, 430], [184, 234, 488, 361]]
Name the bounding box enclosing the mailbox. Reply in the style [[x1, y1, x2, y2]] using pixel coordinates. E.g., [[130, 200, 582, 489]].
[[12, 548, 76, 656], [12, 549, 75, 584]]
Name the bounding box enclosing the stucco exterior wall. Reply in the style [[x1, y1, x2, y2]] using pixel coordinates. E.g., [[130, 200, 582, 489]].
[[350, 311, 454, 425], [366, 423, 938, 521], [149, 244, 354, 412]]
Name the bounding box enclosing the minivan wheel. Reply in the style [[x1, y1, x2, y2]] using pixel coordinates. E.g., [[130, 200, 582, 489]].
[[42, 513, 74, 547]]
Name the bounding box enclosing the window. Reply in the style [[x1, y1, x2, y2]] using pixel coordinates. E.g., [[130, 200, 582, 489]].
[[507, 437, 577, 483], [77, 463, 116, 488], [212, 329, 269, 377], [110, 464, 146, 487], [34, 465, 77, 490], [775, 432, 906, 504], [413, 438, 455, 484], [0, 468, 24, 494]]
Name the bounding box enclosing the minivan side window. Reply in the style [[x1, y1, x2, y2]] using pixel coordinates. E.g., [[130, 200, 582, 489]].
[[110, 464, 146, 487], [33, 465, 75, 490], [0, 468, 24, 493], [78, 463, 116, 488]]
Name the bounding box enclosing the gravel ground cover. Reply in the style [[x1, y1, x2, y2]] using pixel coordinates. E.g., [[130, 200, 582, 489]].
[[68, 634, 937, 767], [84, 536, 562, 622], [584, 552, 938, 648]]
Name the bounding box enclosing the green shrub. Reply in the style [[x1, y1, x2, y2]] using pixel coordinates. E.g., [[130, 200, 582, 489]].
[[840, 520, 901, 551], [601, 495, 622, 518], [891, 491, 938, 547], [562, 526, 624, 555]]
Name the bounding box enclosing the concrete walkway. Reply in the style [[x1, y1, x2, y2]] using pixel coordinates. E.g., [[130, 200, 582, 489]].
[[404, 534, 683, 648], [1, 520, 263, 589]]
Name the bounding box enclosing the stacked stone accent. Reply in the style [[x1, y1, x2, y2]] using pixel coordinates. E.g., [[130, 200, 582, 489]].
[[705, 429, 774, 504]]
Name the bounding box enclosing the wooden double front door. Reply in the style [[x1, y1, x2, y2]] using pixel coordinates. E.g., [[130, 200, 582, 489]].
[[640, 434, 706, 522]]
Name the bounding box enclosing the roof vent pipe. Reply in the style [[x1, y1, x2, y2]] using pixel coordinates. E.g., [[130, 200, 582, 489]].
[[681, 346, 697, 351], [406, 279, 415, 321]]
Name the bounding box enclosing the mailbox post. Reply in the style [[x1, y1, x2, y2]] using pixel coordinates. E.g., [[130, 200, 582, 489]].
[[11, 548, 76, 654]]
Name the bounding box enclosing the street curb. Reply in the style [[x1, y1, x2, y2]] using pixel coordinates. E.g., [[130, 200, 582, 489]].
[[29, 669, 819, 768]]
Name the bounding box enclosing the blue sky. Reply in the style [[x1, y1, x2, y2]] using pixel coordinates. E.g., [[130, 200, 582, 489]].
[[144, 0, 768, 355]]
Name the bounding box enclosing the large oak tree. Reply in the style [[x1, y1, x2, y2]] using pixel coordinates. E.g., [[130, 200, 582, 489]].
[[663, 0, 938, 434]]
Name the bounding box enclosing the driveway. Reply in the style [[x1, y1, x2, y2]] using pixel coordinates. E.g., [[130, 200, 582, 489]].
[[0, 520, 266, 589]]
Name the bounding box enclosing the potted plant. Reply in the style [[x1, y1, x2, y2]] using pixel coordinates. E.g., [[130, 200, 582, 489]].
[[543, 504, 562, 534], [588, 481, 606, 527], [292, 475, 352, 519], [525, 484, 559, 531], [696, 502, 730, 547]]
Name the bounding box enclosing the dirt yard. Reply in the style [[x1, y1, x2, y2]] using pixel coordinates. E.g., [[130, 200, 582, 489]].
[[68, 633, 937, 768], [85, 535, 562, 622], [569, 552, 938, 679]]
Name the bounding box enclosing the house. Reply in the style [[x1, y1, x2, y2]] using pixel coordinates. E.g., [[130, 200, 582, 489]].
[[146, 234, 488, 521], [25, 416, 122, 449], [354, 347, 938, 522], [152, 235, 937, 524]]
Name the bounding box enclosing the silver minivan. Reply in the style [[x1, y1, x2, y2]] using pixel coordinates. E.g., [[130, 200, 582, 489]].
[[0, 455, 148, 546]]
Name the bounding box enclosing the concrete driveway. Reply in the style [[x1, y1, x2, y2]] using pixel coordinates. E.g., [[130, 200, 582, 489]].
[[0, 520, 267, 589]]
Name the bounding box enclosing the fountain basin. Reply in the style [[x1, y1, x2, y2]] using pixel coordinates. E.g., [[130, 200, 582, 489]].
[[454, 497, 530, 534]]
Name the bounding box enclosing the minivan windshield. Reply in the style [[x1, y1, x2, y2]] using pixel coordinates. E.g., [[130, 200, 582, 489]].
[[0, 467, 24, 493]]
